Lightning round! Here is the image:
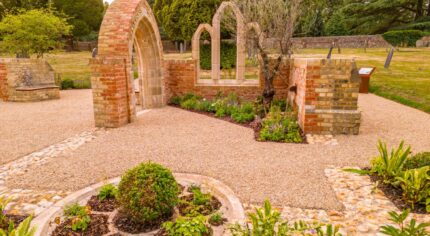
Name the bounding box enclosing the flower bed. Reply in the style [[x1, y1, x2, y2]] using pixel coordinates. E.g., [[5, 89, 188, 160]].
[[346, 141, 430, 214], [169, 93, 306, 144], [33, 165, 245, 236]]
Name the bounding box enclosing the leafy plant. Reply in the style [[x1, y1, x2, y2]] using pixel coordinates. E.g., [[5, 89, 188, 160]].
[[196, 99, 215, 113], [380, 210, 430, 236], [190, 186, 211, 206], [395, 166, 430, 210], [230, 200, 342, 236], [404, 152, 430, 170], [208, 212, 225, 226], [61, 79, 74, 90], [117, 162, 179, 224], [63, 204, 91, 232], [231, 103, 255, 123], [169, 96, 182, 106], [370, 141, 411, 183], [70, 215, 91, 232], [0, 197, 12, 228], [0, 9, 71, 58], [179, 185, 218, 217], [98, 184, 118, 201], [0, 216, 36, 236], [180, 97, 200, 110], [162, 215, 210, 236], [259, 106, 302, 143], [64, 204, 89, 217]]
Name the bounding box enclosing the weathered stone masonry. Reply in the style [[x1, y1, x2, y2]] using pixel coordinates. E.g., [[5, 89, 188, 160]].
[[163, 59, 289, 101], [289, 59, 361, 135], [0, 59, 60, 102]]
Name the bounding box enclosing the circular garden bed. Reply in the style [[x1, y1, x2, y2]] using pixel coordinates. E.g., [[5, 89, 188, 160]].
[[32, 165, 245, 236]]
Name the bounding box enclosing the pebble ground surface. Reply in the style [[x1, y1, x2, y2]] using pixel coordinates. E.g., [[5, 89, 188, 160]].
[[0, 90, 94, 164], [0, 90, 429, 234]]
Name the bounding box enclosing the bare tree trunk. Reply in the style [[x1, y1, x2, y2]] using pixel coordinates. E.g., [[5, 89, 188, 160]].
[[427, 0, 430, 16], [416, 0, 424, 19]]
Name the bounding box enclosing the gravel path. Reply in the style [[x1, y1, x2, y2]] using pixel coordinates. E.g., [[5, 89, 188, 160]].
[[5, 93, 430, 210], [0, 90, 94, 164]]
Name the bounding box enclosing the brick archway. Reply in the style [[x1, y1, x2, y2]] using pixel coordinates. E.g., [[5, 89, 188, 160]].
[[91, 0, 164, 128]]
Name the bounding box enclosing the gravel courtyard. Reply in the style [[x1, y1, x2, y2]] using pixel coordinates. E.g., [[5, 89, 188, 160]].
[[0, 90, 95, 164], [4, 91, 430, 210]]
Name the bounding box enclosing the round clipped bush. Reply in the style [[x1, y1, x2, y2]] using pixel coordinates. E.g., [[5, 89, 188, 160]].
[[117, 163, 179, 224]]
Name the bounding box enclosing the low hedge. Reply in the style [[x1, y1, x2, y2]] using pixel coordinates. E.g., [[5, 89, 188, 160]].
[[382, 30, 427, 47]]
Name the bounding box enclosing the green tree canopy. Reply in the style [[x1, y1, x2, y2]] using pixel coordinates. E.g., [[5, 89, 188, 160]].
[[153, 0, 222, 42], [0, 9, 71, 57], [340, 0, 430, 34], [52, 0, 105, 38]]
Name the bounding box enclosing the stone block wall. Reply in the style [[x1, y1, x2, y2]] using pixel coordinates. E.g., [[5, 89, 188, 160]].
[[264, 35, 389, 51], [163, 59, 289, 101], [289, 59, 361, 135], [0, 59, 60, 102]]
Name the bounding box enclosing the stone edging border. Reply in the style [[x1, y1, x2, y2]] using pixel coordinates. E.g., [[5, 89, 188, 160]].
[[31, 173, 246, 236]]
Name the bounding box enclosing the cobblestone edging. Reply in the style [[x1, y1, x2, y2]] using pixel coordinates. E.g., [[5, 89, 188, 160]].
[[32, 174, 246, 236], [244, 167, 430, 235], [1, 130, 100, 216]]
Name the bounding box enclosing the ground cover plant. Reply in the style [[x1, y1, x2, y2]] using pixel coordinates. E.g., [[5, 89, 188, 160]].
[[345, 141, 430, 213], [169, 92, 305, 143], [0, 196, 35, 236]]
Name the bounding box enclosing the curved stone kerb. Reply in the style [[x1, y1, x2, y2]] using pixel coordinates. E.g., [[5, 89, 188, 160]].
[[32, 173, 246, 236]]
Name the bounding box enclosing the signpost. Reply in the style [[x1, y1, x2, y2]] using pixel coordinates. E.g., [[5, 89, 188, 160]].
[[358, 67, 376, 93]]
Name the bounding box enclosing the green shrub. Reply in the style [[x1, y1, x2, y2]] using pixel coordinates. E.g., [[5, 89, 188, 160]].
[[64, 204, 88, 217], [169, 96, 182, 106], [162, 215, 210, 236], [213, 92, 240, 117], [259, 106, 302, 143], [200, 42, 236, 70], [180, 97, 200, 110], [271, 99, 287, 112], [382, 30, 426, 47], [72, 79, 91, 89], [208, 212, 224, 226], [395, 166, 429, 210], [61, 79, 74, 90], [98, 184, 118, 201], [196, 99, 215, 113], [370, 141, 411, 183], [380, 210, 430, 235], [117, 163, 179, 224], [404, 152, 430, 170], [231, 103, 255, 123]]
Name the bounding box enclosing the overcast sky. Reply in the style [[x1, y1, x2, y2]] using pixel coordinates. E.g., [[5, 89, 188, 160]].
[[105, 0, 113, 3]]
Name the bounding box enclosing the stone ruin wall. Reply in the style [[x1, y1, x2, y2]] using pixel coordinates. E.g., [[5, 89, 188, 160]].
[[288, 59, 361, 135], [163, 59, 289, 101], [264, 35, 390, 51], [163, 57, 362, 135], [0, 59, 60, 102]]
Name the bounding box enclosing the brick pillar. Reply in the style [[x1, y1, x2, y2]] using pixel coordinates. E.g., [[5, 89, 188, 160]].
[[0, 62, 7, 101], [90, 58, 136, 128]]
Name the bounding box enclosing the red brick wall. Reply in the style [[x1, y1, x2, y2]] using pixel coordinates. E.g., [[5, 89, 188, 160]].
[[164, 59, 289, 101], [289, 59, 361, 135], [0, 62, 7, 101]]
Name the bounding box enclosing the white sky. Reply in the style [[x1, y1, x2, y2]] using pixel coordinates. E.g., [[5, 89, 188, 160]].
[[105, 0, 114, 3]]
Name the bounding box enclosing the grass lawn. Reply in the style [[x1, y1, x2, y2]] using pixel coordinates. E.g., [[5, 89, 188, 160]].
[[45, 51, 92, 89], [295, 48, 430, 113]]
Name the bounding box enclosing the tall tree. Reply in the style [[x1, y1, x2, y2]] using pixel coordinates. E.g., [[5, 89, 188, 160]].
[[340, 0, 428, 34], [153, 0, 222, 42], [52, 0, 104, 38], [227, 0, 303, 105]]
